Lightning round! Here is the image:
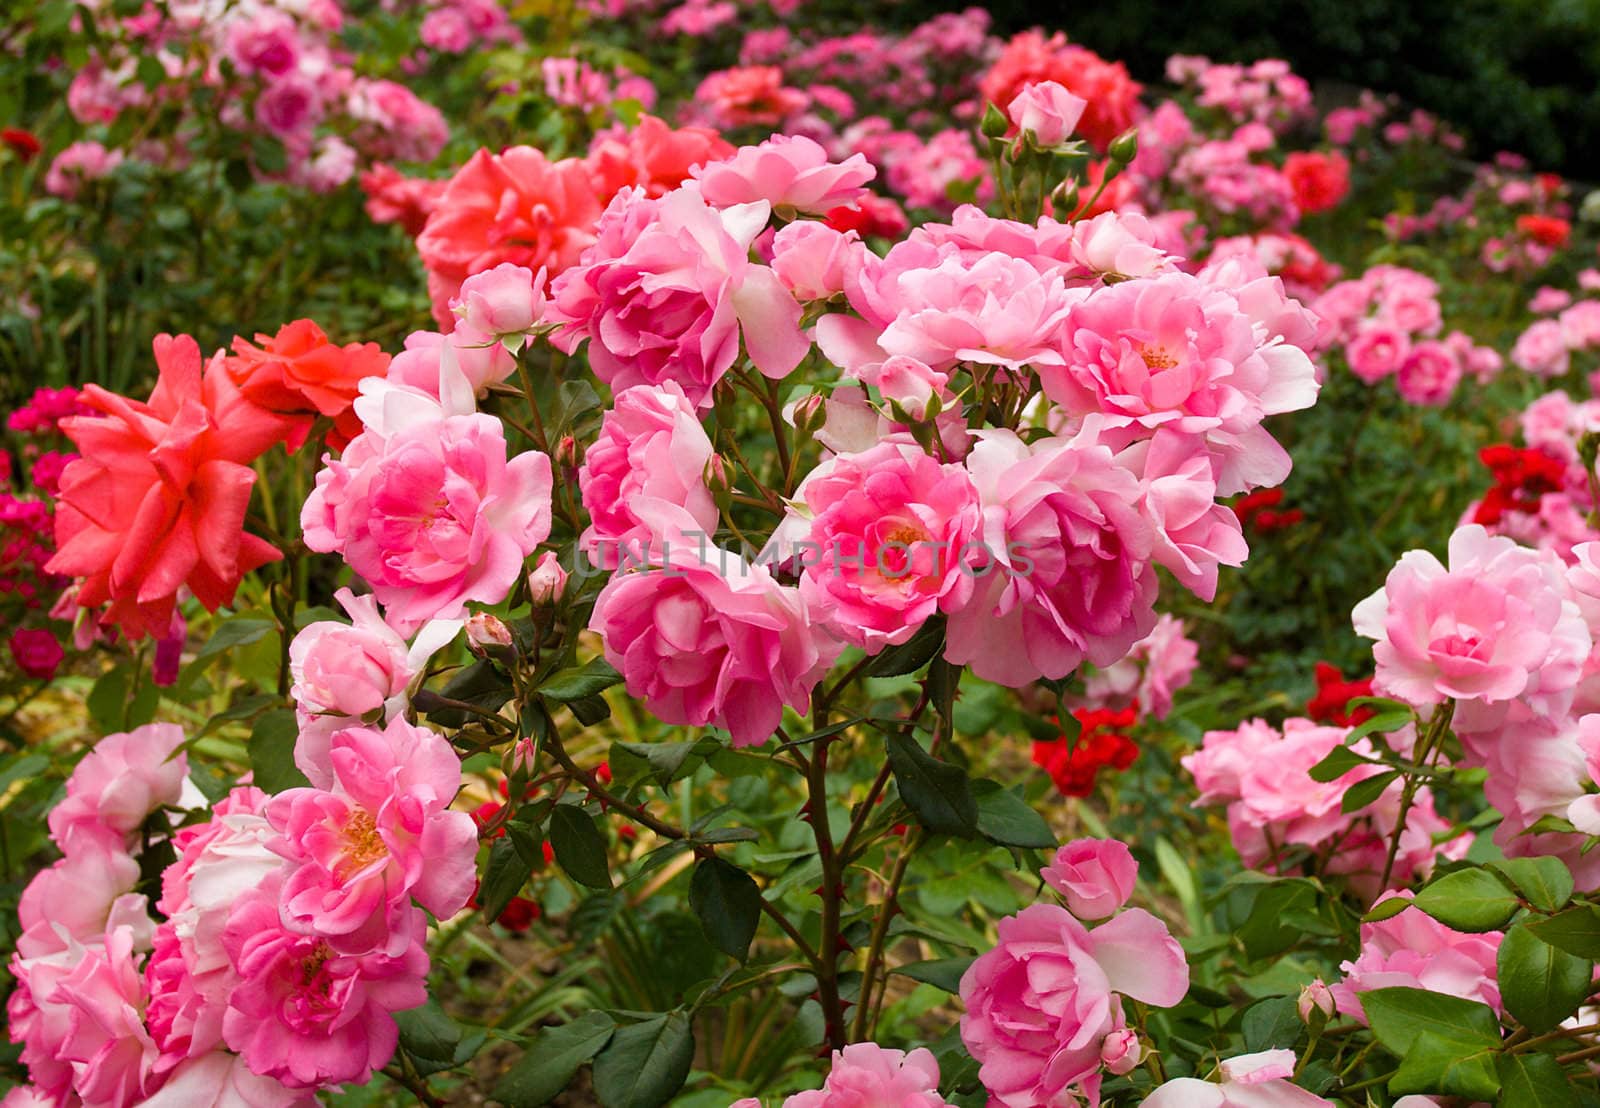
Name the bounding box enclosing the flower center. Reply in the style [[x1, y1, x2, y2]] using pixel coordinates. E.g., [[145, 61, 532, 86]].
[[337, 809, 388, 877], [1139, 344, 1177, 370]]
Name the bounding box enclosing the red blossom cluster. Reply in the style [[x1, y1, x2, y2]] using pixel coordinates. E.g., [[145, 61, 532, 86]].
[[1033, 707, 1140, 797], [1304, 662, 1375, 726], [1471, 443, 1566, 525], [1231, 487, 1304, 532]]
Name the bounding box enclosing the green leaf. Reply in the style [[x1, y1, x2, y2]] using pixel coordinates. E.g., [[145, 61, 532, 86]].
[[539, 658, 623, 702], [1496, 1052, 1580, 1108], [492, 1012, 616, 1107], [611, 740, 700, 787], [549, 805, 612, 889], [1308, 744, 1370, 782], [569, 694, 611, 727], [1243, 996, 1303, 1052], [1499, 922, 1593, 1033], [480, 836, 536, 923], [1529, 906, 1600, 958], [1363, 895, 1414, 923], [688, 857, 761, 962], [1412, 867, 1520, 932], [1340, 770, 1400, 813], [249, 133, 287, 173], [249, 710, 308, 794], [866, 619, 945, 677], [87, 666, 129, 734], [394, 998, 460, 1063], [591, 1011, 695, 1108], [1344, 709, 1415, 746], [1491, 857, 1575, 913], [886, 732, 978, 838], [970, 780, 1055, 849], [892, 957, 974, 995], [1361, 987, 1502, 1101]]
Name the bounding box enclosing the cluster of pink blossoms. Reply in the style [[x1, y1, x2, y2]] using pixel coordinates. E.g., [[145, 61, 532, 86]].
[[1513, 291, 1600, 379], [1313, 264, 1501, 405], [1354, 525, 1600, 884], [1183, 715, 1467, 900], [63, 0, 447, 195], [1166, 55, 1313, 133]]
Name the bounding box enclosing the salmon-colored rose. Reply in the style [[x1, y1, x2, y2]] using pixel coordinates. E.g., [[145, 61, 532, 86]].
[[46, 334, 295, 639], [226, 318, 391, 450]]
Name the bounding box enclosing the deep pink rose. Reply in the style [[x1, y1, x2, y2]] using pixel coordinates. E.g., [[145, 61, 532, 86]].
[[1041, 838, 1137, 920], [691, 134, 875, 214]]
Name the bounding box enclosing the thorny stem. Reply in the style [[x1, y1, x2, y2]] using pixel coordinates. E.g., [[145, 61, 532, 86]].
[[853, 828, 923, 1042], [1379, 700, 1453, 890]]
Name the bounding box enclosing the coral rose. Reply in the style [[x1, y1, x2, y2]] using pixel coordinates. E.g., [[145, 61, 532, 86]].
[[226, 319, 391, 450]]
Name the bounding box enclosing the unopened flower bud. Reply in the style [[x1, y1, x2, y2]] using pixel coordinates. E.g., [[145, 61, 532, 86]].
[[1053, 177, 1080, 216], [1299, 979, 1335, 1024], [704, 454, 731, 496], [980, 100, 1010, 140], [1100, 1029, 1142, 1076], [466, 612, 514, 653], [789, 392, 827, 437], [1107, 128, 1139, 166], [528, 551, 568, 606], [555, 434, 578, 470]]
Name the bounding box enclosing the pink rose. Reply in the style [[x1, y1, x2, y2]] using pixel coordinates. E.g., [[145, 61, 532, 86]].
[[770, 221, 864, 302], [1041, 838, 1137, 920], [1081, 613, 1200, 720], [590, 501, 841, 747], [16, 836, 144, 960], [528, 551, 568, 605], [51, 926, 160, 1105], [1512, 319, 1571, 377], [386, 326, 517, 398], [960, 903, 1188, 1108], [1330, 903, 1502, 1022], [798, 441, 983, 652], [1100, 1028, 1143, 1075], [691, 134, 876, 214], [450, 262, 544, 338], [302, 387, 553, 635], [255, 77, 322, 138], [578, 382, 718, 570], [785, 1044, 950, 1108], [1145, 1050, 1333, 1107], [1007, 80, 1088, 149], [224, 9, 300, 76], [944, 426, 1157, 685], [43, 140, 124, 200], [1353, 524, 1589, 717], [1113, 429, 1248, 602], [1395, 340, 1463, 406], [857, 355, 951, 421], [1344, 322, 1411, 384], [266, 717, 478, 950], [48, 722, 189, 852], [221, 877, 429, 1089], [547, 186, 807, 407], [139, 1051, 313, 1107]]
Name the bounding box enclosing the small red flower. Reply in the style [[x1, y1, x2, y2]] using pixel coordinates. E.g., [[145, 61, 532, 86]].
[[1472, 444, 1566, 525], [1516, 214, 1571, 248], [1032, 707, 1140, 798], [1, 129, 41, 161], [1305, 662, 1375, 727]]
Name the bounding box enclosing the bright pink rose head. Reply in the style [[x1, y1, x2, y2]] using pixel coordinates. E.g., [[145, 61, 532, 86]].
[[1395, 340, 1463, 406], [47, 924, 159, 1105], [960, 903, 1187, 1108], [267, 716, 477, 948], [301, 408, 552, 635], [591, 502, 841, 747], [787, 1044, 950, 1108], [1041, 838, 1138, 920], [450, 262, 544, 338], [48, 722, 187, 851], [1353, 524, 1589, 715], [770, 221, 865, 303], [289, 588, 411, 720], [578, 382, 718, 569], [222, 879, 429, 1089], [945, 427, 1158, 686], [798, 442, 983, 652], [1346, 323, 1411, 384], [691, 134, 876, 215], [546, 186, 806, 406], [16, 837, 143, 959], [8, 629, 63, 680], [1008, 80, 1089, 150], [1330, 903, 1502, 1023]]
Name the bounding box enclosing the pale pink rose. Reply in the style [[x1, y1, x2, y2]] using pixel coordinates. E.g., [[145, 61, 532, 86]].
[[691, 134, 875, 214], [49, 925, 160, 1105], [578, 382, 718, 569], [267, 717, 478, 950], [43, 140, 124, 200], [770, 221, 865, 302], [945, 426, 1157, 685], [1345, 322, 1411, 384], [1068, 211, 1177, 279], [960, 903, 1188, 1108], [1309, 279, 1372, 339], [289, 588, 461, 786], [1083, 612, 1199, 719], [1113, 429, 1247, 602], [1145, 1050, 1333, 1107], [1562, 300, 1600, 349], [547, 186, 807, 407], [590, 500, 841, 747], [8, 941, 83, 1102], [15, 837, 145, 961], [857, 355, 951, 420], [146, 788, 280, 1067], [1299, 980, 1335, 1022], [785, 1044, 950, 1108], [386, 325, 517, 397], [1512, 319, 1573, 377], [1007, 80, 1088, 149], [301, 392, 552, 635], [799, 441, 983, 653], [1530, 286, 1573, 313], [1353, 525, 1590, 718], [139, 1051, 314, 1107], [47, 722, 188, 851], [450, 262, 544, 337], [221, 876, 429, 1089], [344, 78, 448, 164], [0, 1087, 56, 1107], [1395, 340, 1463, 406], [1041, 838, 1137, 920], [1331, 903, 1502, 1022], [528, 551, 568, 605], [906, 205, 1080, 280], [1041, 269, 1318, 495]]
